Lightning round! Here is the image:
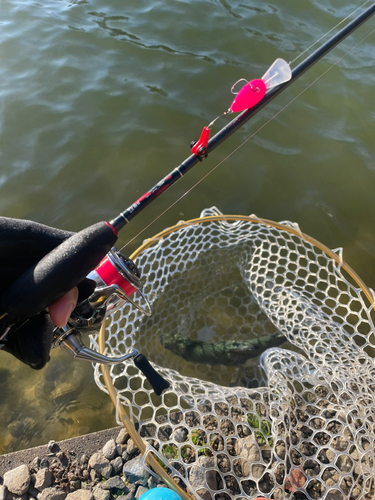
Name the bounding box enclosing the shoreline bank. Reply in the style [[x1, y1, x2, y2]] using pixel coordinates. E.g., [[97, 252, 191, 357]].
[[0, 426, 166, 500]]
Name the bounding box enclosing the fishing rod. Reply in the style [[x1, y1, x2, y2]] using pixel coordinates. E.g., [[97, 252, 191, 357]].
[[0, 3, 374, 394], [111, 1, 375, 230]]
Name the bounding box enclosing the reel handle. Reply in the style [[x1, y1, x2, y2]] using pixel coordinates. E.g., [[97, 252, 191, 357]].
[[134, 353, 170, 396], [0, 221, 118, 327]]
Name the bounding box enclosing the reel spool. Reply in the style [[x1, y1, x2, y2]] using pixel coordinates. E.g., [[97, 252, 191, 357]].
[[93, 207, 375, 500]]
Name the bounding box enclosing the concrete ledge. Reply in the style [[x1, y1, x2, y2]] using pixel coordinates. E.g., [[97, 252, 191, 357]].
[[0, 426, 123, 477]]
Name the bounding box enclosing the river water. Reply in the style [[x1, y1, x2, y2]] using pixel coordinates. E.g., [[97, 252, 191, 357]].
[[0, 0, 374, 453]]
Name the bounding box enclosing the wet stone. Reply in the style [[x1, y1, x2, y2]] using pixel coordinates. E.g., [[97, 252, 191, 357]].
[[3, 465, 31, 496]]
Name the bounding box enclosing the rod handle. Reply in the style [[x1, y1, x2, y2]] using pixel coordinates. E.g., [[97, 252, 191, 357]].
[[134, 353, 170, 396], [0, 221, 118, 327]]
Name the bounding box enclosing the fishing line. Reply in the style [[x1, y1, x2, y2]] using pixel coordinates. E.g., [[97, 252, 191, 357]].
[[119, 25, 375, 252], [289, 0, 373, 65]]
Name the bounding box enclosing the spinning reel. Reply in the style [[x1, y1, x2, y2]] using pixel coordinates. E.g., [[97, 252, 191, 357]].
[[53, 247, 169, 396]]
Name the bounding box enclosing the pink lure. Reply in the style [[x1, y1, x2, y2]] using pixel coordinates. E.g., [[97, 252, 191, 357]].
[[230, 78, 267, 113]]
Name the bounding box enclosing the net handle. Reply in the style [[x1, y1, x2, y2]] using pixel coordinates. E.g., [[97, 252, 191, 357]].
[[98, 320, 193, 500]]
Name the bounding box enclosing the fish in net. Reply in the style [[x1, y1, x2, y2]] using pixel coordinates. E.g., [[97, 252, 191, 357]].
[[91, 207, 375, 500]]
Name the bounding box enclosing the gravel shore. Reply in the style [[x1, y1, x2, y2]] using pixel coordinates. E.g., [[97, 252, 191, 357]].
[[0, 427, 167, 500]]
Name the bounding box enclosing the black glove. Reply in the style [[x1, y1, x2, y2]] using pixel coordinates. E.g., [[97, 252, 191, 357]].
[[0, 217, 96, 369]]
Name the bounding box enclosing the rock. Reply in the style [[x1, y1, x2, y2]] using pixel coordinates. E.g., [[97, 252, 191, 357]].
[[80, 455, 89, 466], [3, 465, 31, 496], [6, 491, 27, 500], [88, 453, 112, 479], [29, 484, 41, 498], [127, 484, 136, 497], [189, 466, 205, 488], [116, 445, 125, 457], [252, 464, 265, 479], [103, 440, 117, 461], [147, 477, 157, 490], [198, 457, 215, 468], [48, 441, 59, 453], [69, 480, 81, 492], [82, 470, 89, 481], [205, 470, 218, 490], [135, 486, 148, 499], [56, 453, 68, 467], [126, 440, 138, 457], [66, 491, 93, 500], [123, 456, 150, 486], [196, 489, 210, 500], [35, 469, 53, 491], [171, 428, 188, 443], [111, 457, 123, 475], [40, 459, 49, 469], [236, 434, 260, 462], [30, 458, 41, 473], [0, 486, 7, 500], [93, 488, 110, 500], [116, 429, 129, 445], [101, 477, 127, 492], [38, 487, 67, 500]]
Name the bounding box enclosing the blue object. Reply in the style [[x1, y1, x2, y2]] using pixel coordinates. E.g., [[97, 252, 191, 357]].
[[138, 488, 182, 500]]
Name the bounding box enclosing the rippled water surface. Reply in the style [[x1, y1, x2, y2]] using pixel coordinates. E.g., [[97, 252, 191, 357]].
[[0, 0, 375, 453]]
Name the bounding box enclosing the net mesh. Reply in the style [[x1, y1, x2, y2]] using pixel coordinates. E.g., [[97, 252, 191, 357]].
[[92, 207, 375, 500]]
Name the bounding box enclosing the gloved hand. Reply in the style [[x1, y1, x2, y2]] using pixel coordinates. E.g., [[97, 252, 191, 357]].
[[0, 217, 96, 369]]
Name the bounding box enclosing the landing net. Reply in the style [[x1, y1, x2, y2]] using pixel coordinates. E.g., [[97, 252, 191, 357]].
[[92, 207, 375, 500]]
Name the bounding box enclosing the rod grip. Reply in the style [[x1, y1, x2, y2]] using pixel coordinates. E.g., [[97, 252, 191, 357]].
[[0, 221, 117, 327], [134, 353, 170, 396]]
